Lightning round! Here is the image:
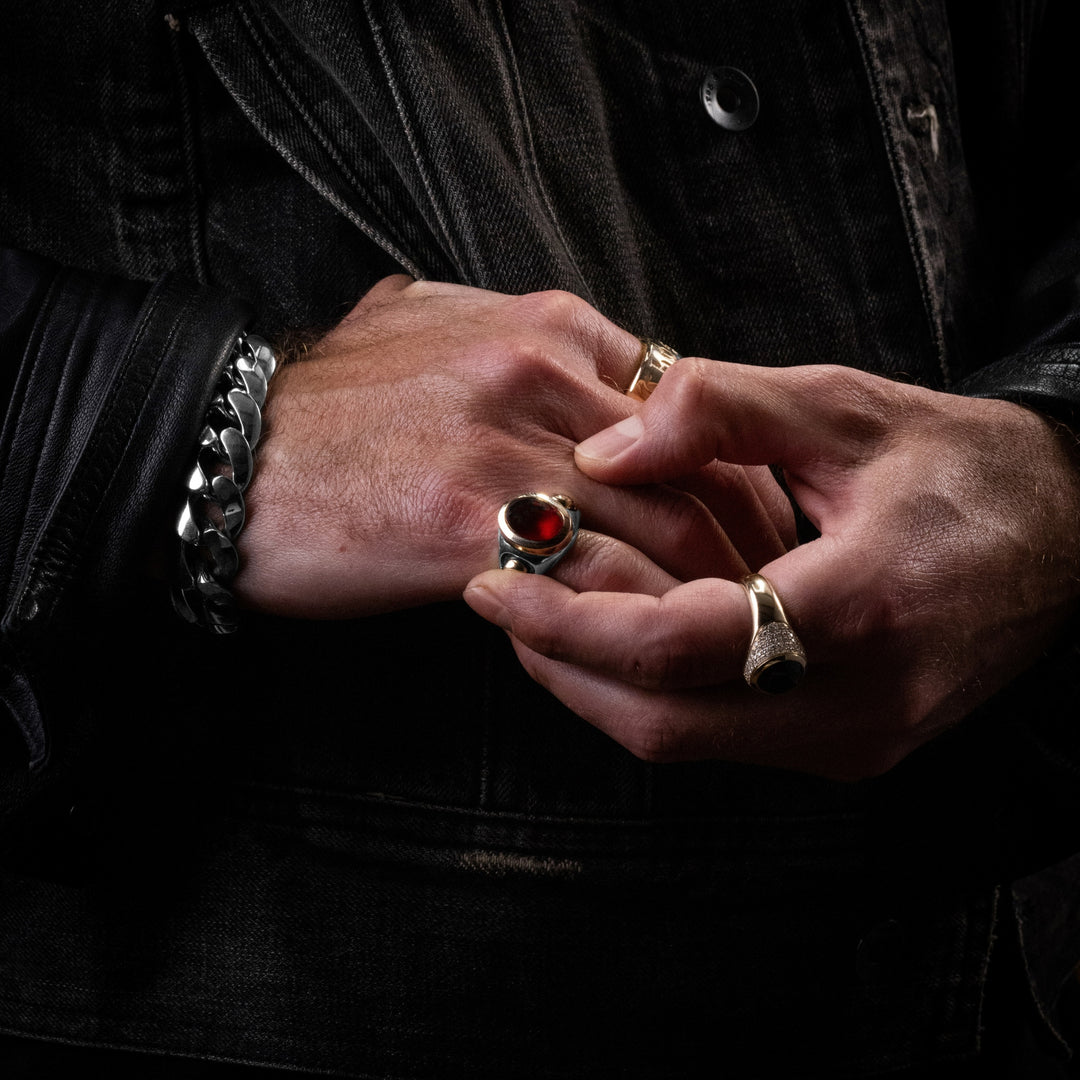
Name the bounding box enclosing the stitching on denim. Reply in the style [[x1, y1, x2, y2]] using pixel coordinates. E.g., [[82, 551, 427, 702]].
[[1013, 885, 1073, 1052], [239, 1, 421, 273], [845, 0, 949, 387], [235, 779, 869, 830], [167, 19, 210, 284], [0, 1014, 419, 1080], [198, 2, 422, 278], [361, 0, 470, 277], [971, 886, 999, 1054]]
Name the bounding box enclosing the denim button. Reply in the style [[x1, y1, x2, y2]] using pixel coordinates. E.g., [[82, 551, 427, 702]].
[[701, 67, 759, 131]]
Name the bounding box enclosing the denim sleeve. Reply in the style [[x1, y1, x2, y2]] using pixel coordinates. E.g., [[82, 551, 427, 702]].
[[0, 248, 250, 866]]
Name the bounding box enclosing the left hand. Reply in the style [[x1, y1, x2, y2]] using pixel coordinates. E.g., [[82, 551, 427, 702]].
[[464, 360, 1080, 780], [236, 278, 793, 617]]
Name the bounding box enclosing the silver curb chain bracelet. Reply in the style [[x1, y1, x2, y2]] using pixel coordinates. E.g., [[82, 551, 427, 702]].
[[171, 331, 277, 634]]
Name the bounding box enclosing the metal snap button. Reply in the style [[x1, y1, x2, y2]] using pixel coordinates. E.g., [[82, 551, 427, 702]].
[[701, 67, 759, 131]]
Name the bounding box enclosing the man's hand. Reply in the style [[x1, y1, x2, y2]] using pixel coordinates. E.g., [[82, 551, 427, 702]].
[[234, 278, 793, 616], [464, 360, 1080, 780]]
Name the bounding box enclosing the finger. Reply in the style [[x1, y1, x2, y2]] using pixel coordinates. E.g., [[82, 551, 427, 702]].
[[508, 641, 896, 778], [510, 644, 745, 761], [475, 418, 760, 582], [507, 639, 851, 769], [744, 464, 800, 550], [577, 478, 752, 582], [546, 365, 797, 570], [464, 572, 748, 689], [467, 536, 832, 691], [477, 448, 754, 585], [516, 291, 643, 392], [544, 358, 798, 566], [575, 360, 897, 487], [488, 290, 643, 394], [553, 530, 680, 597], [669, 462, 793, 568], [590, 322, 644, 395]]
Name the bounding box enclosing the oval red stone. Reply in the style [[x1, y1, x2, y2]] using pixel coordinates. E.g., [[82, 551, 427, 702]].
[[506, 497, 565, 543]]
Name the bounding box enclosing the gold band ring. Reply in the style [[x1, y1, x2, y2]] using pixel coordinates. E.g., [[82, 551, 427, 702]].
[[627, 339, 681, 400]]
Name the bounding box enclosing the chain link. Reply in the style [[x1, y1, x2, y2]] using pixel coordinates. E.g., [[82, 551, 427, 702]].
[[171, 332, 277, 634]]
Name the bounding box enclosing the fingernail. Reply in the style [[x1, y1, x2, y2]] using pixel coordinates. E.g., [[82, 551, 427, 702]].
[[576, 414, 643, 463], [463, 581, 508, 627]]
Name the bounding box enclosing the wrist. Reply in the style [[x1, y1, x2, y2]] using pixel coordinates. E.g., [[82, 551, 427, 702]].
[[170, 331, 278, 633]]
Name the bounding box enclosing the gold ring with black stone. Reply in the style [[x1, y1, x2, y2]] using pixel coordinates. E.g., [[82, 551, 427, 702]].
[[741, 573, 807, 694]]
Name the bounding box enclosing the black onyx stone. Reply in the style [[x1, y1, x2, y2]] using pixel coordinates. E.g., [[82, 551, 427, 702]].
[[757, 659, 805, 695]]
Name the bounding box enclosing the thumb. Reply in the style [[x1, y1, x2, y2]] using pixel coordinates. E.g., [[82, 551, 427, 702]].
[[575, 358, 881, 485], [575, 357, 761, 484]]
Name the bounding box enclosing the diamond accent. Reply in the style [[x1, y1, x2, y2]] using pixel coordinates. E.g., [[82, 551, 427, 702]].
[[743, 622, 806, 684]]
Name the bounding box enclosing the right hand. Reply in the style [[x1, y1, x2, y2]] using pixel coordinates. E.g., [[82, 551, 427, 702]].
[[233, 276, 794, 618]]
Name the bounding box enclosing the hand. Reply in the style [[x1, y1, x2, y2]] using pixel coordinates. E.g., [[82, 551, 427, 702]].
[[234, 278, 793, 616], [464, 360, 1080, 780]]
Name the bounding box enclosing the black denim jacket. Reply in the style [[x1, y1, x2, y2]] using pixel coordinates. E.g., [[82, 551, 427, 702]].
[[1, 2, 1079, 1075]]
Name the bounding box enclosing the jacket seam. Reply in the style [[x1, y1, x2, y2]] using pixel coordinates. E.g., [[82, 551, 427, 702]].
[[0, 265, 64, 609], [8, 283, 173, 634], [845, 0, 950, 388], [360, 0, 471, 278], [490, 0, 591, 300], [197, 2, 423, 279], [167, 13, 211, 285]]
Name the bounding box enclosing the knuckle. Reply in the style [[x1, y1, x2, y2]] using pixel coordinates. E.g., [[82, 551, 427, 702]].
[[794, 365, 896, 442], [471, 337, 559, 402], [827, 573, 909, 652], [625, 626, 699, 691], [658, 359, 722, 455], [794, 363, 868, 395], [595, 597, 692, 691], [561, 535, 637, 594], [663, 356, 711, 409], [626, 643, 675, 691], [515, 288, 589, 330], [403, 277, 437, 298], [497, 336, 548, 379]]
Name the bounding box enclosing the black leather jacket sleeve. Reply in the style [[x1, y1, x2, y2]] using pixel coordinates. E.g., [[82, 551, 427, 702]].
[[0, 248, 250, 841], [953, 2, 1080, 427], [957, 219, 1080, 423]]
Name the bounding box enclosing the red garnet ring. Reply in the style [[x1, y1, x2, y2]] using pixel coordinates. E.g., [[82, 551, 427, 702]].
[[497, 493, 581, 574]]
